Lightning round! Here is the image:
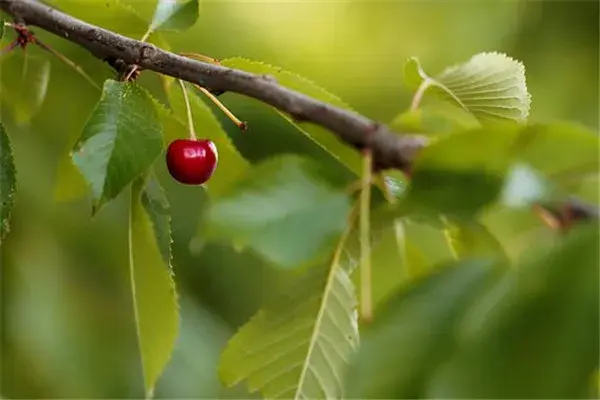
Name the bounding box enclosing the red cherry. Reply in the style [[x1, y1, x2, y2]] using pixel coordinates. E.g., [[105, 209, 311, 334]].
[[166, 139, 218, 185]]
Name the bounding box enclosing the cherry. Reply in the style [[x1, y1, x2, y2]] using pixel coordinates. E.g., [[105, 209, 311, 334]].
[[166, 139, 218, 185]]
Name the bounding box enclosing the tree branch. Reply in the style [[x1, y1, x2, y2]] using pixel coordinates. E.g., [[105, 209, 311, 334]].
[[0, 0, 426, 172], [0, 0, 597, 227]]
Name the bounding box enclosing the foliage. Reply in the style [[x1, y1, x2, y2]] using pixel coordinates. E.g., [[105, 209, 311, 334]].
[[0, 1, 598, 399]]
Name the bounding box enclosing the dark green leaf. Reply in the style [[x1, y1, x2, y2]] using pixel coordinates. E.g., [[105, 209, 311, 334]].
[[150, 0, 200, 32], [71, 80, 163, 213], [205, 155, 351, 268], [0, 121, 16, 242], [129, 175, 179, 397], [427, 225, 599, 398], [345, 259, 501, 399], [402, 124, 520, 219], [219, 259, 359, 399], [219, 58, 362, 176]]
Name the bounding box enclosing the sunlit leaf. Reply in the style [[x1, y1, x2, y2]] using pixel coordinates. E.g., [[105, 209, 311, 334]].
[[219, 58, 362, 176], [205, 155, 351, 268], [165, 81, 249, 196], [0, 121, 16, 242], [345, 259, 501, 399], [129, 175, 179, 397], [150, 0, 199, 32], [219, 258, 359, 399], [405, 52, 531, 123], [0, 52, 51, 124], [427, 225, 599, 398], [71, 80, 163, 213]]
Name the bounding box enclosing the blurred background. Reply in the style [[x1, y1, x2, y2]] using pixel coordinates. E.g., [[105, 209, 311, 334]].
[[0, 0, 598, 398]]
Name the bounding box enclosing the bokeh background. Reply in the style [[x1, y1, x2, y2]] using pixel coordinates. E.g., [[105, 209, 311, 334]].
[[0, 0, 598, 398]]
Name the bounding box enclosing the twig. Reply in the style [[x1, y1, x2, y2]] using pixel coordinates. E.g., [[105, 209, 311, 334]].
[[0, 0, 425, 173]]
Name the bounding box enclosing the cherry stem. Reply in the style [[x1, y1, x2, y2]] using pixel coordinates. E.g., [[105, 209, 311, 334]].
[[359, 148, 373, 324], [194, 84, 247, 131], [178, 79, 197, 140]]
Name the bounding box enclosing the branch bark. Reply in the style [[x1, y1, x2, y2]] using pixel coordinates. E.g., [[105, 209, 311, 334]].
[[0, 0, 426, 172], [0, 0, 597, 226]]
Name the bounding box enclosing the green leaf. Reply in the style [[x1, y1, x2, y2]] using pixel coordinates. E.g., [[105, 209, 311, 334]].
[[219, 259, 359, 399], [0, 53, 51, 124], [344, 259, 501, 399], [402, 124, 520, 219], [427, 225, 599, 398], [389, 101, 480, 135], [0, 121, 16, 242], [205, 155, 351, 268], [219, 58, 362, 176], [444, 219, 507, 261], [405, 52, 531, 123], [165, 81, 249, 195], [129, 175, 179, 397], [149, 0, 199, 32], [71, 80, 163, 213], [45, 0, 149, 37]]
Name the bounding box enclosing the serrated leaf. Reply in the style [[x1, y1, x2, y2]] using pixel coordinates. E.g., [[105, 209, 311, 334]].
[[165, 81, 249, 195], [345, 259, 500, 399], [405, 52, 531, 123], [0, 121, 16, 242], [219, 58, 362, 176], [427, 225, 599, 398], [150, 0, 199, 32], [129, 175, 179, 397], [71, 80, 163, 212], [0, 53, 51, 124], [141, 175, 171, 263], [219, 258, 359, 399], [205, 155, 351, 269]]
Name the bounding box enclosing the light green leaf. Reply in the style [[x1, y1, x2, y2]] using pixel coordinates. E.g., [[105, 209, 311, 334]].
[[405, 52, 531, 123], [219, 258, 359, 399], [219, 58, 362, 176], [0, 121, 16, 242], [150, 0, 199, 32], [44, 0, 148, 37], [390, 101, 480, 135], [345, 259, 500, 399], [129, 175, 179, 397], [205, 155, 351, 269], [165, 81, 249, 195], [71, 80, 163, 213], [444, 219, 507, 261], [427, 225, 599, 398], [0, 53, 51, 124]]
